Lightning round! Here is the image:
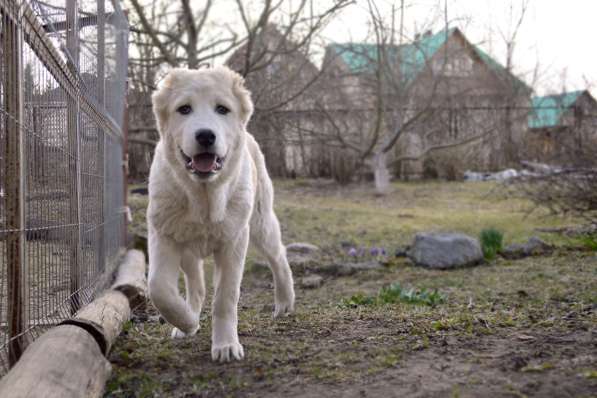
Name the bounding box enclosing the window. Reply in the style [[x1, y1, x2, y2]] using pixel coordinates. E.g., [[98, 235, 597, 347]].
[[435, 56, 473, 77], [448, 108, 465, 139]]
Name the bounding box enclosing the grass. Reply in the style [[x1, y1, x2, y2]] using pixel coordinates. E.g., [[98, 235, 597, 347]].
[[127, 179, 576, 265], [480, 228, 504, 260], [578, 234, 597, 251], [270, 180, 575, 258], [110, 178, 597, 397]]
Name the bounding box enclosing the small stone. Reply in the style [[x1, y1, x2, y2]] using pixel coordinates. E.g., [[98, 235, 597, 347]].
[[395, 246, 409, 257], [286, 242, 320, 254], [318, 261, 383, 276], [299, 275, 323, 289], [501, 236, 553, 259], [252, 254, 315, 276]]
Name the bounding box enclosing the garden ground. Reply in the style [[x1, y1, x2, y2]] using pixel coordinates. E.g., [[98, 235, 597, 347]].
[[105, 180, 596, 397]]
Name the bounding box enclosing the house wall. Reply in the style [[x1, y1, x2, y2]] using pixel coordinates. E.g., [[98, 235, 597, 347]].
[[398, 33, 532, 179], [227, 28, 327, 178], [524, 93, 597, 166]]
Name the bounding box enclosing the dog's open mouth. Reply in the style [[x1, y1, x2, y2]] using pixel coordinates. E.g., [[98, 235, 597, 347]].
[[180, 149, 224, 177]]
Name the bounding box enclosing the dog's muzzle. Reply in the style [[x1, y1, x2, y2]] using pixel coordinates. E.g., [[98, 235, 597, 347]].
[[180, 149, 225, 178]]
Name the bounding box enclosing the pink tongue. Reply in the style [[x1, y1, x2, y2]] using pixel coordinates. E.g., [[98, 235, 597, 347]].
[[191, 153, 216, 173]]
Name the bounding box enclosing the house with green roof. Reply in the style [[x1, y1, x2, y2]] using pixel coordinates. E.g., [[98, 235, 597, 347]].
[[321, 27, 533, 179], [226, 24, 325, 177], [526, 90, 597, 164]]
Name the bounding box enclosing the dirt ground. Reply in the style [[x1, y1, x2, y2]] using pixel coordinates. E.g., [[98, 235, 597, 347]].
[[106, 180, 597, 397]]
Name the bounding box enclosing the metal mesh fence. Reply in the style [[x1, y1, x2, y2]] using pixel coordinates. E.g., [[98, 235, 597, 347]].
[[0, 0, 128, 373]]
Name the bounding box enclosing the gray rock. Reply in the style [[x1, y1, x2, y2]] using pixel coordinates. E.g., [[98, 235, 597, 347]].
[[286, 242, 320, 255], [501, 236, 553, 259], [408, 232, 483, 269], [299, 274, 324, 289]]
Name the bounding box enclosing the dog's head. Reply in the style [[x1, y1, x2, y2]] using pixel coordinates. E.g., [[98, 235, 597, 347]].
[[152, 66, 253, 182]]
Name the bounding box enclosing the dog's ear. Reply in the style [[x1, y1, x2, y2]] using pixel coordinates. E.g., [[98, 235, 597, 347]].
[[152, 70, 182, 136], [229, 70, 254, 128]]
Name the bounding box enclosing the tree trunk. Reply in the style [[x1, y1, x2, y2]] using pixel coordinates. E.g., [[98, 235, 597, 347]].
[[372, 152, 390, 195]]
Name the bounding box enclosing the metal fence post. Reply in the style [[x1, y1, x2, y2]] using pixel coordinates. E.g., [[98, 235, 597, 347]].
[[0, 0, 129, 373], [3, 0, 29, 367], [122, 84, 129, 247], [117, 11, 129, 248], [97, 0, 106, 273], [66, 0, 82, 314]]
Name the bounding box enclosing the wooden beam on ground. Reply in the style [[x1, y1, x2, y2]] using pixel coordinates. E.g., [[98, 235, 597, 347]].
[[0, 249, 147, 398], [113, 249, 148, 309], [0, 325, 111, 398]]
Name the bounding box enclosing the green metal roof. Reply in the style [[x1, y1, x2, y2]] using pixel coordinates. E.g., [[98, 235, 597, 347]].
[[528, 91, 584, 129], [397, 28, 456, 84], [327, 29, 454, 82], [327, 27, 530, 90], [327, 43, 399, 74]]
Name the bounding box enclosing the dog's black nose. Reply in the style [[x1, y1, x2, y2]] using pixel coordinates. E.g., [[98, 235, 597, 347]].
[[195, 129, 216, 147]]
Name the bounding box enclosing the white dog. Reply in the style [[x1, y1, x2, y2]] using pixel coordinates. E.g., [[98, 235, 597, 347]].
[[147, 66, 295, 362]]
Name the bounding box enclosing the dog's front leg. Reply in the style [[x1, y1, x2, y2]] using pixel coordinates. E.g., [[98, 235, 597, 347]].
[[148, 229, 200, 336], [211, 227, 249, 362]]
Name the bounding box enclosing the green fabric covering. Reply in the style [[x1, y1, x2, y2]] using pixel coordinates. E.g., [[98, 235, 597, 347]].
[[528, 91, 583, 129]]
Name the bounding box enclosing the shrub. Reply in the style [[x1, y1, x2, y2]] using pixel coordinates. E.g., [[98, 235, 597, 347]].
[[506, 162, 597, 226], [340, 283, 445, 308], [480, 228, 504, 260]]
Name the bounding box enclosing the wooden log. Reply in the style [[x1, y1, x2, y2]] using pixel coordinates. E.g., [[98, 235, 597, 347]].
[[0, 325, 111, 398], [0, 249, 147, 397], [69, 248, 147, 354], [112, 249, 147, 309], [72, 290, 130, 354]]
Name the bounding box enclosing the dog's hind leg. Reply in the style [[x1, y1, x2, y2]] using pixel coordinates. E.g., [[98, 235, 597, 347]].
[[148, 229, 200, 336], [171, 251, 205, 338], [251, 211, 295, 318]]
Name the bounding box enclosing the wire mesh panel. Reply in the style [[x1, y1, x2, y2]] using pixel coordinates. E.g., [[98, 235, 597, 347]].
[[0, 0, 128, 373]]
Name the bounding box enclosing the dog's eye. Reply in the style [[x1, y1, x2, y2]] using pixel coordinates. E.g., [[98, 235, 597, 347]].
[[215, 104, 230, 115], [177, 104, 192, 115]]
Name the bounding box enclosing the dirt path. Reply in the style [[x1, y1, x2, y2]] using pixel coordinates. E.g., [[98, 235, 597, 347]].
[[266, 330, 596, 398], [105, 251, 596, 397]]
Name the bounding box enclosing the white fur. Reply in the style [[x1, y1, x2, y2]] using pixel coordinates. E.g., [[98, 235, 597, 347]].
[[147, 66, 295, 362]]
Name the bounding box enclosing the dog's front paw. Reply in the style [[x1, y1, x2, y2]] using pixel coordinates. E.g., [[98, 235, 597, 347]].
[[170, 324, 199, 339], [211, 342, 244, 362]]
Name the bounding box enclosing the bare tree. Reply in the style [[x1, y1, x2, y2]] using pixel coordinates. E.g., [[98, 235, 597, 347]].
[[125, 0, 351, 179], [495, 0, 531, 166], [313, 0, 478, 193]]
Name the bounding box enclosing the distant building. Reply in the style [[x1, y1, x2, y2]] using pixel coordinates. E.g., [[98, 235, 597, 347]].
[[322, 28, 532, 180], [526, 90, 597, 164], [227, 25, 326, 177]]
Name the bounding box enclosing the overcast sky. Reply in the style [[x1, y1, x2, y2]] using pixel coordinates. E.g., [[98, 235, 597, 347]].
[[320, 0, 596, 96]]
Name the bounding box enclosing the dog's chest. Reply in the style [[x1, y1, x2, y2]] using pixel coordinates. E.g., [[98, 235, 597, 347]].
[[150, 195, 225, 253]]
